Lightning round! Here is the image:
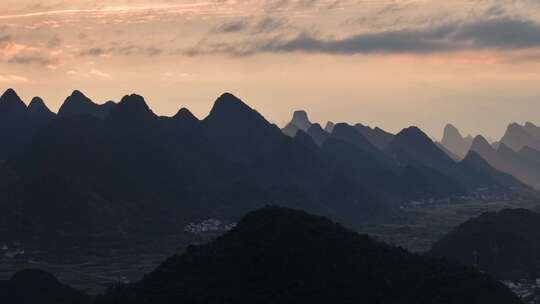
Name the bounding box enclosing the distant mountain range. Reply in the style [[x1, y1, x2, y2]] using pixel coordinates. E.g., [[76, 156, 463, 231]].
[[1, 207, 522, 304], [440, 122, 540, 189], [0, 89, 529, 246]]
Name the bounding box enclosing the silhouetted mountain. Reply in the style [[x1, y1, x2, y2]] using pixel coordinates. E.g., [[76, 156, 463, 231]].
[[98, 207, 520, 304], [28, 97, 56, 124], [306, 123, 329, 146], [441, 124, 472, 159], [388, 127, 456, 170], [458, 151, 525, 189], [0, 89, 36, 159], [470, 135, 540, 188], [524, 122, 540, 140], [331, 123, 383, 156], [431, 208, 540, 280], [203, 93, 284, 164], [436, 142, 460, 161], [518, 146, 540, 165], [501, 123, 540, 152], [58, 90, 116, 119], [324, 121, 335, 133], [282, 110, 312, 137], [0, 269, 90, 304], [470, 135, 499, 165], [0, 90, 527, 246], [354, 123, 394, 149]]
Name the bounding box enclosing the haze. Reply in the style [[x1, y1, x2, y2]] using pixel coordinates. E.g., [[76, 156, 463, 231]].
[[1, 0, 540, 139]]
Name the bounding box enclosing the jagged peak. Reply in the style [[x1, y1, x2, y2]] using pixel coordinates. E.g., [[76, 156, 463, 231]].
[[117, 94, 151, 112], [28, 96, 51, 112], [292, 110, 309, 121], [0, 88, 27, 112], [471, 135, 495, 150], [395, 126, 431, 141], [324, 121, 335, 133], [307, 122, 325, 133], [174, 107, 199, 122]]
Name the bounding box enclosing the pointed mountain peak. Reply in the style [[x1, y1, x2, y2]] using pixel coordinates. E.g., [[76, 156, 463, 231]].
[[325, 121, 335, 133], [289, 110, 312, 131], [174, 107, 198, 122], [206, 93, 271, 128], [210, 92, 250, 114], [28, 97, 51, 113], [443, 123, 462, 137], [117, 94, 152, 113], [471, 135, 494, 151], [461, 150, 489, 167], [1, 88, 18, 100], [0, 88, 28, 115], [108, 94, 155, 124], [395, 126, 431, 142], [64, 90, 94, 105]]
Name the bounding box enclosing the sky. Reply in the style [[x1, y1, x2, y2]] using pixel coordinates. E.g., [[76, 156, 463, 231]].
[[1, 0, 540, 140]]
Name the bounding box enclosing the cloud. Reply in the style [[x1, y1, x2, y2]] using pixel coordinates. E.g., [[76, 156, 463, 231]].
[[79, 45, 163, 57], [8, 54, 57, 65], [184, 17, 540, 56], [0, 74, 29, 83], [212, 17, 288, 35], [90, 68, 112, 79]]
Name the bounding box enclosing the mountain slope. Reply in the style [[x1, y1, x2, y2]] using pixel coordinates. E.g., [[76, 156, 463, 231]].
[[441, 124, 472, 159], [58, 90, 116, 119], [354, 123, 394, 149], [431, 209, 540, 280], [0, 269, 90, 304], [98, 207, 521, 304]]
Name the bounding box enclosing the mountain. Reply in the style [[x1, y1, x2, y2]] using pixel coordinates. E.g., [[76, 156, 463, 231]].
[[501, 123, 540, 152], [441, 124, 472, 159], [58, 90, 116, 119], [0, 90, 526, 247], [324, 121, 335, 133], [458, 151, 525, 189], [431, 208, 540, 280], [0, 89, 36, 159], [97, 207, 521, 304], [0, 269, 90, 304], [388, 126, 457, 170], [203, 93, 284, 165], [282, 110, 312, 137], [306, 123, 329, 146], [524, 122, 540, 140], [436, 142, 460, 161], [470, 135, 499, 166], [354, 123, 394, 149], [470, 135, 540, 188], [28, 97, 56, 124]]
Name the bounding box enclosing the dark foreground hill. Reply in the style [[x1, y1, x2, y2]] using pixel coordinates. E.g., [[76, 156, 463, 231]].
[[0, 269, 91, 304], [431, 209, 540, 280], [95, 207, 520, 304]]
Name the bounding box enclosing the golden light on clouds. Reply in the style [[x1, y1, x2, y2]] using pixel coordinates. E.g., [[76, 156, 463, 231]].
[[1, 0, 540, 138]]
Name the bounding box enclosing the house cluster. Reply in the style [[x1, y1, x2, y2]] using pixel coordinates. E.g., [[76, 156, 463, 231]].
[[503, 279, 540, 304], [184, 219, 237, 234], [401, 188, 523, 209], [1, 242, 25, 259]]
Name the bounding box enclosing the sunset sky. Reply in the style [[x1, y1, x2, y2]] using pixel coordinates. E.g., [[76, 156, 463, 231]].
[[1, 0, 540, 139]]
